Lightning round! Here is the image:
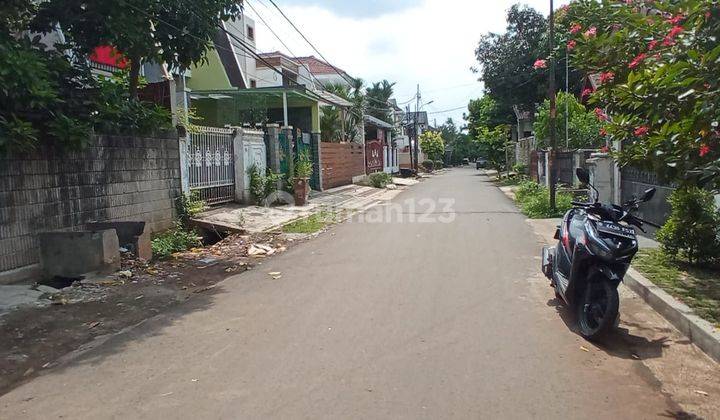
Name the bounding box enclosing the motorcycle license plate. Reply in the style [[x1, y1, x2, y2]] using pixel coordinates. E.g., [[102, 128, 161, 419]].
[[597, 221, 636, 239]]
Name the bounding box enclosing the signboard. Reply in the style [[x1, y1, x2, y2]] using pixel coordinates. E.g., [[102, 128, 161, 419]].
[[366, 139, 384, 173]]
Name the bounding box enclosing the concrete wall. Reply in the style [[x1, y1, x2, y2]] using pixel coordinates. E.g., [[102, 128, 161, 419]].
[[0, 134, 181, 281], [320, 143, 365, 190]]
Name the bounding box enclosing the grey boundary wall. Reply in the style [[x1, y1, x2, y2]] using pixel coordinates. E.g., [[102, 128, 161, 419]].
[[0, 133, 181, 283]]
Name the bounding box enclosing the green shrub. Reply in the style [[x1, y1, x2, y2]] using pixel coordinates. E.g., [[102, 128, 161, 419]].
[[249, 164, 284, 205], [512, 163, 528, 175], [515, 180, 544, 203], [657, 187, 720, 265], [513, 180, 572, 218], [294, 151, 314, 179], [151, 222, 203, 259], [368, 172, 392, 188], [434, 160, 444, 169], [175, 192, 206, 226], [422, 160, 435, 172]]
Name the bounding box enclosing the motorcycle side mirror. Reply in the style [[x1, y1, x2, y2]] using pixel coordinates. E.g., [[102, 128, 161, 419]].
[[640, 188, 656, 202], [576, 168, 591, 185]]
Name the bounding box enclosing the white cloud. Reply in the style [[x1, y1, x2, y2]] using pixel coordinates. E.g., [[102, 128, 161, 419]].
[[250, 0, 568, 126]]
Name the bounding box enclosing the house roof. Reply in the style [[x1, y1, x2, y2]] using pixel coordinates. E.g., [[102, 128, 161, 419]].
[[364, 115, 393, 129], [294, 56, 349, 77]]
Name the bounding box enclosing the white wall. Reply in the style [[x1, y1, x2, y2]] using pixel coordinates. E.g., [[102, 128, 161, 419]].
[[225, 15, 257, 87]]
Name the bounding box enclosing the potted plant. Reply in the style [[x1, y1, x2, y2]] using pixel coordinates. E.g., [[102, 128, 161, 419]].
[[293, 151, 313, 206]]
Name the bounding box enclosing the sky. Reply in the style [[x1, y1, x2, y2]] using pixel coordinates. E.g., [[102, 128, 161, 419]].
[[248, 0, 569, 128]]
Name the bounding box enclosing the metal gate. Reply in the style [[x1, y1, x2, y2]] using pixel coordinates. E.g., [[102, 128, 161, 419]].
[[188, 126, 235, 205]]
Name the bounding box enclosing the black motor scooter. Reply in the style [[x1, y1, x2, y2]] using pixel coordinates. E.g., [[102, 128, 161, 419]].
[[541, 168, 658, 340]]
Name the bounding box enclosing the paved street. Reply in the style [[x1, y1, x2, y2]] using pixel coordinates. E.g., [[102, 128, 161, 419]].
[[0, 169, 688, 418]]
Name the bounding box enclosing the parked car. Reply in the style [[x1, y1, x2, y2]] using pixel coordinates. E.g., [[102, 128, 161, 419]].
[[476, 158, 488, 169], [462, 158, 470, 166]]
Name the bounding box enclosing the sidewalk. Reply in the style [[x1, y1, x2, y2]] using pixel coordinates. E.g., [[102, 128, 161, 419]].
[[193, 180, 414, 233]]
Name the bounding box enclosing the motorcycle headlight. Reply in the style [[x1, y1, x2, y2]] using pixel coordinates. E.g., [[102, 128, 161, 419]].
[[586, 223, 613, 260]]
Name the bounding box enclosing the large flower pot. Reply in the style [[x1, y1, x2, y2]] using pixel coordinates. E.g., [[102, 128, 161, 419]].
[[293, 178, 311, 206]]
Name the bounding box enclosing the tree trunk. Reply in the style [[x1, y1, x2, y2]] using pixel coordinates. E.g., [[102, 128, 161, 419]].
[[128, 58, 141, 100]]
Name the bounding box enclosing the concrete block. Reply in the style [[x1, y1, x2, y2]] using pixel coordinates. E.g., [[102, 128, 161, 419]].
[[86, 221, 152, 260], [38, 229, 120, 278]]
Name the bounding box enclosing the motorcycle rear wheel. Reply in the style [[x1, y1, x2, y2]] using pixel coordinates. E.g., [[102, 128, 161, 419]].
[[577, 280, 619, 341]]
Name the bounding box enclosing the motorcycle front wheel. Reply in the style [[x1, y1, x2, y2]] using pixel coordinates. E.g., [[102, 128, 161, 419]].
[[577, 280, 619, 341]]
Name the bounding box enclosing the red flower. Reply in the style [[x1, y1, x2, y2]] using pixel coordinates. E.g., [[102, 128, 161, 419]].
[[600, 128, 608, 137], [594, 108, 610, 121], [600, 145, 610, 153], [700, 144, 711, 157], [581, 88, 593, 98], [584, 27, 597, 38], [666, 14, 684, 25], [570, 23, 582, 34], [628, 53, 647, 69], [567, 40, 577, 50], [667, 25, 684, 39], [533, 59, 547, 69], [662, 37, 676, 47], [648, 39, 659, 50], [634, 126, 650, 137], [599, 71, 615, 84]]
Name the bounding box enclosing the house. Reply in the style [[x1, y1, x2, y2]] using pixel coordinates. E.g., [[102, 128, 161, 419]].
[[186, 28, 351, 135], [365, 115, 398, 174], [294, 56, 354, 89], [512, 105, 535, 142]]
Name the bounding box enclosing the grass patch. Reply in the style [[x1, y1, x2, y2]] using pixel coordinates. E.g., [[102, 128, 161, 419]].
[[634, 248, 720, 325], [282, 211, 335, 234], [512, 180, 573, 219]]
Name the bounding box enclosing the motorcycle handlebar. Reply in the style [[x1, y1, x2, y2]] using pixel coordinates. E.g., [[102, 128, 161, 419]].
[[571, 201, 588, 207]]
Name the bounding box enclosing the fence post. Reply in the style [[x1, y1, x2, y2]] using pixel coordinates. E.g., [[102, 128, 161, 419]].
[[266, 124, 281, 174], [177, 126, 191, 195], [311, 132, 323, 191], [281, 126, 294, 180], [232, 127, 248, 204]]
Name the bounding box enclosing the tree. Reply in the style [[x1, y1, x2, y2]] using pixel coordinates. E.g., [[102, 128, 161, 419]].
[[563, 0, 720, 186], [474, 5, 548, 115], [464, 96, 508, 139], [419, 131, 445, 162], [533, 91, 605, 149], [441, 118, 478, 165], [321, 80, 366, 142], [366, 80, 395, 124], [474, 4, 584, 118], [32, 0, 243, 98], [476, 125, 511, 172]]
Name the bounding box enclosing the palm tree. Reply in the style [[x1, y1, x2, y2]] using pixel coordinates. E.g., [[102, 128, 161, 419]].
[[366, 80, 395, 124]]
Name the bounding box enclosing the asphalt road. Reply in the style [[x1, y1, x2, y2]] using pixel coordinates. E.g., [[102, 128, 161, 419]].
[[0, 168, 681, 419]]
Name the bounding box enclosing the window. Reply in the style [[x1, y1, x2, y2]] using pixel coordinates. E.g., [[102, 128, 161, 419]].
[[250, 79, 257, 88], [247, 25, 255, 41]]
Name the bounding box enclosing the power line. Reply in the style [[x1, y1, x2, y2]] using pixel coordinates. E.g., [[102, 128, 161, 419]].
[[266, 0, 356, 87]]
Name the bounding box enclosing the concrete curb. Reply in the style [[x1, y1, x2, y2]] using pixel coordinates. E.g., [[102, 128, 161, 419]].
[[623, 267, 720, 363]]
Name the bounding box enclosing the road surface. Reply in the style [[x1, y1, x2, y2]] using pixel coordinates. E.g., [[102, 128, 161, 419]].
[[0, 168, 686, 419]]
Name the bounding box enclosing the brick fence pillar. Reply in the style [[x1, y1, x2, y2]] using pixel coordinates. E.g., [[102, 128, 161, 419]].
[[311, 132, 322, 191]]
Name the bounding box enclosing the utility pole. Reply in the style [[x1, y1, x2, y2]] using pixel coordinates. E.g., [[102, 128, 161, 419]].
[[548, 0, 558, 210], [414, 84, 421, 171], [406, 105, 414, 171], [565, 46, 569, 149]]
